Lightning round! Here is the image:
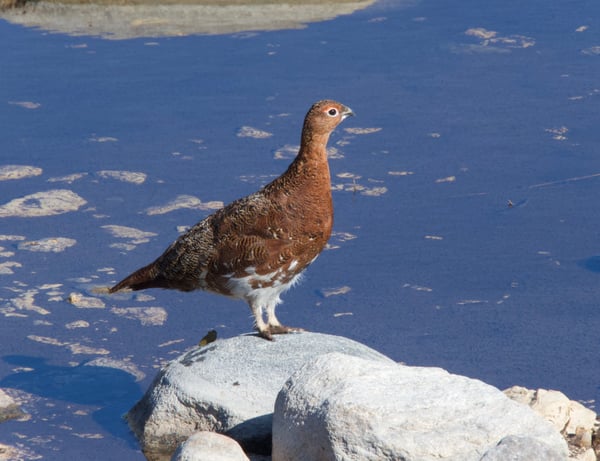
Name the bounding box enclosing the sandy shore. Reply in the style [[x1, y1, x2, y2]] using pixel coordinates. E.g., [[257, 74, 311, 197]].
[[0, 0, 375, 39]]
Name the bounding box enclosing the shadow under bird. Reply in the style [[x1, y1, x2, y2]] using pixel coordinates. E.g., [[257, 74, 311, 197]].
[[109, 100, 354, 340]]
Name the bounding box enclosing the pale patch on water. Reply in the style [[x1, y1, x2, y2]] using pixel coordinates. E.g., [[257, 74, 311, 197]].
[[237, 126, 272, 138], [545, 126, 568, 141], [238, 174, 277, 185], [145, 195, 223, 215], [403, 283, 433, 292], [464, 27, 535, 48], [18, 237, 77, 253], [325, 230, 357, 250], [331, 231, 357, 242], [38, 283, 62, 290], [0, 235, 26, 241], [27, 335, 110, 355], [452, 27, 535, 54], [102, 225, 157, 250], [360, 186, 387, 197], [273, 144, 298, 159], [336, 172, 361, 179], [456, 299, 489, 306], [110, 307, 168, 326], [67, 292, 106, 309], [0, 165, 43, 181], [581, 46, 600, 56], [3, 290, 50, 316], [0, 189, 87, 218], [343, 127, 382, 135], [135, 293, 155, 302], [388, 170, 414, 176], [319, 286, 351, 297], [332, 176, 388, 196], [0, 246, 15, 258], [89, 135, 118, 142], [273, 144, 343, 160], [8, 101, 41, 109], [326, 147, 344, 159], [47, 172, 88, 184], [73, 433, 103, 439], [435, 176, 456, 183], [85, 357, 146, 381], [0, 259, 22, 274], [96, 170, 147, 185], [65, 320, 90, 329]]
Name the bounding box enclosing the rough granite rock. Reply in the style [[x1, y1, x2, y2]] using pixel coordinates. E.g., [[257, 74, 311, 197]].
[[504, 386, 599, 461], [171, 432, 249, 461], [127, 333, 393, 460], [479, 435, 566, 461], [272, 353, 569, 461]]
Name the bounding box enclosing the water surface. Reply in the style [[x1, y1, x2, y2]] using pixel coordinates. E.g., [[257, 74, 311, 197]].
[[1, 0, 599, 458]]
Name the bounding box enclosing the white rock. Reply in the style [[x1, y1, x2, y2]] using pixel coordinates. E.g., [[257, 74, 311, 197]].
[[126, 333, 393, 459], [171, 432, 249, 461], [0, 388, 25, 423], [479, 435, 566, 461], [504, 386, 598, 450], [532, 389, 572, 432], [272, 353, 568, 461]]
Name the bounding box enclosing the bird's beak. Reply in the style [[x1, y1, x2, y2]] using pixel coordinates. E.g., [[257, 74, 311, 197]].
[[341, 105, 355, 120]]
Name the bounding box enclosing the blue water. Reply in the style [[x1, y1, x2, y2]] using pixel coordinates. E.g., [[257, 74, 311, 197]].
[[1, 0, 599, 458]]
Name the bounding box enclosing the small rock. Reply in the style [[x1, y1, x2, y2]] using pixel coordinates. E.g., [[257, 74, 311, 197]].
[[171, 432, 249, 461], [0, 389, 25, 423], [504, 386, 598, 455]]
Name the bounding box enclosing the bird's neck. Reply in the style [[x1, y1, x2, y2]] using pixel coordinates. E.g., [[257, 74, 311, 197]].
[[264, 131, 333, 198], [293, 132, 331, 176]]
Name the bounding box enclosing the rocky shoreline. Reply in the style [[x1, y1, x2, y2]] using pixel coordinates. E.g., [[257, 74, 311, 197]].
[[2, 332, 599, 460]]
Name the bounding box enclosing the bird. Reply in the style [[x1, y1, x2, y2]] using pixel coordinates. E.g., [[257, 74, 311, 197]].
[[109, 100, 354, 340]]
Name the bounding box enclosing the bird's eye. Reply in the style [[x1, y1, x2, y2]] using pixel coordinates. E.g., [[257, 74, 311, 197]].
[[327, 108, 338, 117]]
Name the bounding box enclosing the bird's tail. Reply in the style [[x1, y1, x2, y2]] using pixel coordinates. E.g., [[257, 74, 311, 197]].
[[108, 262, 168, 293]]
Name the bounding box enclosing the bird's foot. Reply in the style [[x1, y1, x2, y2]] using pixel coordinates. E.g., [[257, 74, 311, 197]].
[[269, 324, 305, 335], [257, 324, 305, 341]]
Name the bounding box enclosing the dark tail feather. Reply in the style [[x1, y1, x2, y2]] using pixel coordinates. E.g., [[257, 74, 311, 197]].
[[109, 262, 168, 293]]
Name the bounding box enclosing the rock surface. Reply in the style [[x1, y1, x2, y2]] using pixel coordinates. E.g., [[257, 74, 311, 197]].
[[171, 432, 249, 461], [127, 333, 393, 460], [504, 386, 599, 461], [272, 353, 569, 461], [479, 435, 567, 461], [0, 388, 25, 423]]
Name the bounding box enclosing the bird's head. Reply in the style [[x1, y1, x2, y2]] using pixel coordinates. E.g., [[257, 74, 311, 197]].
[[303, 100, 355, 138]]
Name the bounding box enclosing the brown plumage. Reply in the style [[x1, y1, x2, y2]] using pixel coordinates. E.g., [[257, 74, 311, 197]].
[[109, 100, 354, 340]]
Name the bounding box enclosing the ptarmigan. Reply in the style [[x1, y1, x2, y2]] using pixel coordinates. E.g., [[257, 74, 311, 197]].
[[109, 100, 354, 339]]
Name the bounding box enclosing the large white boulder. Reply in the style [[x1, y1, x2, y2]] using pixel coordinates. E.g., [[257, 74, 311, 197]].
[[272, 353, 569, 461], [127, 333, 393, 459]]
